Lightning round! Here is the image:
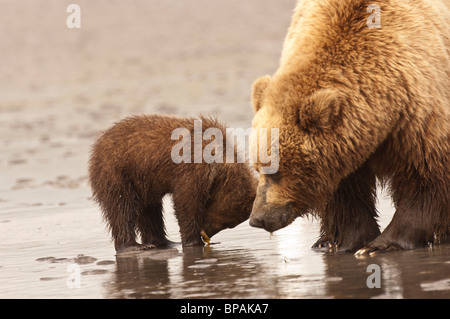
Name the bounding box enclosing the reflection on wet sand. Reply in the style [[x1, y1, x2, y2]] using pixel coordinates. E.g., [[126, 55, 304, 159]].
[[103, 217, 450, 299], [110, 245, 274, 298], [1, 204, 449, 298]]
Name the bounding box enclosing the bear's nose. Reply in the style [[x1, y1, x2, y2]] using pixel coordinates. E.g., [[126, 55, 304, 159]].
[[249, 216, 265, 229]]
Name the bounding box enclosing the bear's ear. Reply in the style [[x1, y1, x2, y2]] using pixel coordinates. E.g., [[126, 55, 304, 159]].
[[299, 89, 342, 131], [251, 75, 271, 113]]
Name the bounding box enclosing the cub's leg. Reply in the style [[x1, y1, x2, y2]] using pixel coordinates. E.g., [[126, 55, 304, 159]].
[[138, 199, 170, 248], [172, 187, 208, 247]]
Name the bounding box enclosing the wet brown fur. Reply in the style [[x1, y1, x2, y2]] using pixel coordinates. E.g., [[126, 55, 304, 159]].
[[249, 0, 450, 252], [89, 114, 256, 252]]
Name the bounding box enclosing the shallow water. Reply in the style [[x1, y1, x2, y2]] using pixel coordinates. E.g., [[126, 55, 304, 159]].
[[1, 195, 449, 299]]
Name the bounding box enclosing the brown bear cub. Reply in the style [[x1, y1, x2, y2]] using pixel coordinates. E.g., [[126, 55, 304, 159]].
[[89, 114, 256, 253]]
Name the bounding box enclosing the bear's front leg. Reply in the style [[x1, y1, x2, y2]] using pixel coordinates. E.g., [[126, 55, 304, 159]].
[[355, 209, 430, 255], [314, 163, 380, 252], [356, 171, 448, 255], [355, 202, 444, 255]]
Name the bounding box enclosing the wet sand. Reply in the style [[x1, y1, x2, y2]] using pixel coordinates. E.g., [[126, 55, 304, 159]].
[[1, 1, 449, 299]]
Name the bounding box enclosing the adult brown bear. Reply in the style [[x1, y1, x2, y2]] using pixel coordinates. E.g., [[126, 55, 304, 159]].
[[248, 0, 450, 253]]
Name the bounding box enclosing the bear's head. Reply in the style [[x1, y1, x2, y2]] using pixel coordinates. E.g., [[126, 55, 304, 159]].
[[202, 163, 257, 240], [248, 74, 347, 233]]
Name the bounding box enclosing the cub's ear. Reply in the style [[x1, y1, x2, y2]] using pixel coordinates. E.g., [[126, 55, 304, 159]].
[[251, 75, 271, 113], [299, 89, 342, 131]]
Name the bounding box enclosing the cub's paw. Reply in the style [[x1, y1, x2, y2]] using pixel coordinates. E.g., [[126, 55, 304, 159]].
[[116, 244, 156, 254], [140, 244, 157, 250]]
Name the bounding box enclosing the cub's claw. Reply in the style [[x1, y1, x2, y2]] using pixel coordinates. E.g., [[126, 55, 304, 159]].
[[200, 230, 211, 245]]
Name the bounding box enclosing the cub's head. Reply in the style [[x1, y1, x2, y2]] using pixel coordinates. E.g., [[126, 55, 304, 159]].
[[202, 163, 257, 241]]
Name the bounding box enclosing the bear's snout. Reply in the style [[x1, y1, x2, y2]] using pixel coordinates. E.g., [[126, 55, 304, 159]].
[[249, 187, 297, 232], [249, 177, 298, 232], [249, 208, 295, 233], [249, 215, 265, 229]]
